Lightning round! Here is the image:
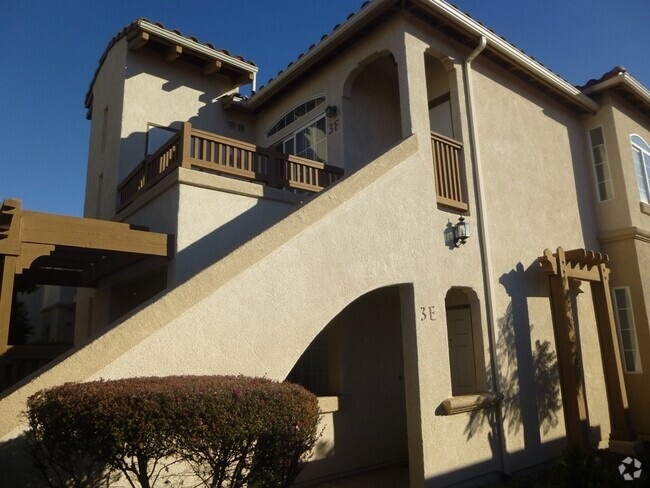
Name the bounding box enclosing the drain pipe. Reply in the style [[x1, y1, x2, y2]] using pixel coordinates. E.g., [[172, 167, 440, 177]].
[[463, 36, 510, 475]]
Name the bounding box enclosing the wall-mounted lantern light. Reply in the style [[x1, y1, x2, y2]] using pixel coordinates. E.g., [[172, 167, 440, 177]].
[[325, 105, 338, 118], [454, 216, 470, 246]]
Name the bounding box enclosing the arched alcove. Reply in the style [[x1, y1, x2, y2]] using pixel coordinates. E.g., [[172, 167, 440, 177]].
[[342, 53, 402, 173], [425, 53, 453, 138], [288, 285, 412, 485]]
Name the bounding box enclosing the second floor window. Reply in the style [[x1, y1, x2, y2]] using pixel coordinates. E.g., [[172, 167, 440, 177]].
[[274, 116, 327, 163], [588, 127, 613, 201], [631, 134, 650, 204]]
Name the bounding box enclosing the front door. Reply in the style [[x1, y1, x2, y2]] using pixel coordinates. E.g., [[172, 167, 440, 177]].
[[447, 306, 477, 395]]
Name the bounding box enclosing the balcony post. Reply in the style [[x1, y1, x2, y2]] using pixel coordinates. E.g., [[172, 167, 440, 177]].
[[179, 121, 192, 168]]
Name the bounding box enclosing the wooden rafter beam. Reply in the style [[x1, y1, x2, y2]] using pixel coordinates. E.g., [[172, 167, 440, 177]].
[[164, 44, 183, 62], [234, 72, 255, 87], [201, 60, 222, 75], [128, 31, 150, 51]]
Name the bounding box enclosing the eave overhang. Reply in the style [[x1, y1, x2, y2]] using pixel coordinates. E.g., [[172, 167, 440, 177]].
[[581, 71, 650, 119]]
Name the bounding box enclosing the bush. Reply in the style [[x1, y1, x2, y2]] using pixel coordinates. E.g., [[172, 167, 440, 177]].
[[26, 376, 320, 488]]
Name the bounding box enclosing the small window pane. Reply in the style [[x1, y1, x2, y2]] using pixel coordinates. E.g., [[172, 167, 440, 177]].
[[592, 146, 606, 165], [613, 287, 642, 373], [621, 329, 633, 349], [284, 138, 294, 155], [589, 128, 612, 201], [598, 182, 608, 201], [632, 137, 650, 204], [625, 351, 636, 372]]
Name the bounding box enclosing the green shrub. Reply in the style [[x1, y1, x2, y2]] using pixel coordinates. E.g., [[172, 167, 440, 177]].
[[26, 376, 320, 488]]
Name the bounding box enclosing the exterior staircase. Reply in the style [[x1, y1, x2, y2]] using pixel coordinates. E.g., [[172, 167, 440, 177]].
[[0, 135, 424, 484]]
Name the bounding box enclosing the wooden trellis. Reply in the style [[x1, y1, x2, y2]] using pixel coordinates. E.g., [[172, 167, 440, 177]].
[[539, 247, 638, 450]]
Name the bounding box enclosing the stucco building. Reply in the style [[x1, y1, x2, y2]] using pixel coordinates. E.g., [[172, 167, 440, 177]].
[[1, 0, 649, 486]]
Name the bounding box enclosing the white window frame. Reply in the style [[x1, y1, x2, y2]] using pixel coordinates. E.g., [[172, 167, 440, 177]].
[[265, 95, 326, 138], [612, 286, 643, 374], [588, 126, 614, 202], [273, 114, 328, 163], [631, 134, 650, 204]]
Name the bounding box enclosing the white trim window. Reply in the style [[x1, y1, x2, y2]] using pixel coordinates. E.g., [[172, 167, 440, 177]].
[[273, 115, 328, 163], [612, 287, 643, 373], [588, 127, 614, 201], [266, 96, 326, 138], [631, 134, 650, 204]]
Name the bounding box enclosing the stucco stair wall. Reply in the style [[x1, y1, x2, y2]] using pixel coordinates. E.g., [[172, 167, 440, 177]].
[[0, 134, 433, 448]]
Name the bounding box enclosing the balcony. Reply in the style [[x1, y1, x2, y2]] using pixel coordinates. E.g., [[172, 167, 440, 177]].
[[431, 131, 467, 212], [117, 122, 344, 212]]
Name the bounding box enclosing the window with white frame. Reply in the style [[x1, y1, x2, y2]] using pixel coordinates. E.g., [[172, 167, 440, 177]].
[[588, 127, 614, 201], [612, 287, 642, 373], [631, 134, 650, 204], [273, 115, 327, 163], [266, 96, 326, 138]]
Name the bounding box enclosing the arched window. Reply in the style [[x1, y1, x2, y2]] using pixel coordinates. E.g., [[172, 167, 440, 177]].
[[631, 134, 650, 204], [266, 96, 328, 163], [265, 96, 326, 138]]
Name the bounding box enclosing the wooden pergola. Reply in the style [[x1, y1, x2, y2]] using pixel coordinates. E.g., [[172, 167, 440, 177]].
[[539, 247, 638, 451], [0, 199, 172, 354]]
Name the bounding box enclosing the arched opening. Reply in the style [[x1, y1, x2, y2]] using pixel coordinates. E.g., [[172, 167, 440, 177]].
[[445, 287, 487, 396], [343, 53, 402, 173], [290, 285, 411, 485], [424, 53, 453, 138]]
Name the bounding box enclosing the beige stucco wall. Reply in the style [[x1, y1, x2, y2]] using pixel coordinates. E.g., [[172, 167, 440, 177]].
[[588, 93, 650, 438], [467, 49, 609, 469], [119, 47, 248, 182], [84, 39, 127, 220], [608, 94, 650, 228]]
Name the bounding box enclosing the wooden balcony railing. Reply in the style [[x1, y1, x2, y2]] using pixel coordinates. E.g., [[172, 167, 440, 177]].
[[431, 131, 468, 212], [0, 344, 72, 391], [117, 122, 344, 212]]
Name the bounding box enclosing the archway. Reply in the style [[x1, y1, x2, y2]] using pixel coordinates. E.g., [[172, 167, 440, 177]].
[[343, 53, 402, 173], [289, 285, 412, 485]]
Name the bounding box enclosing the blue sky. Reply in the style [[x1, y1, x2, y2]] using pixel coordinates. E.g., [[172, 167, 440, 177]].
[[1, 0, 648, 216]]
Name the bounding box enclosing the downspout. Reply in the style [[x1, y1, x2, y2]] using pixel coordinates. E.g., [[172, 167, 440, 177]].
[[463, 36, 511, 474]]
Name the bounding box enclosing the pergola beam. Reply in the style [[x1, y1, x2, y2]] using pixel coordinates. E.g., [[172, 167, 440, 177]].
[[0, 199, 172, 354]]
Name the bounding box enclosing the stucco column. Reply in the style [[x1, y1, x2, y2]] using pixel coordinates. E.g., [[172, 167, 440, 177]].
[[394, 30, 431, 144], [0, 256, 16, 353]]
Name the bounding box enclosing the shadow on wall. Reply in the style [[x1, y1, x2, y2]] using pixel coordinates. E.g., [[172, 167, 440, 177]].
[[465, 262, 562, 461]]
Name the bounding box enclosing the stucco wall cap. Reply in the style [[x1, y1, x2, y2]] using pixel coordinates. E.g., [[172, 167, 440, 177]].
[[441, 392, 502, 415]]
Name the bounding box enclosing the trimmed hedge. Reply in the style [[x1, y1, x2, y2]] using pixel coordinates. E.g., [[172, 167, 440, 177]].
[[26, 376, 320, 488]]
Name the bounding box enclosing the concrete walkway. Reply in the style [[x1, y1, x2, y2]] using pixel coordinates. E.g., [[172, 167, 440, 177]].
[[306, 464, 410, 487]]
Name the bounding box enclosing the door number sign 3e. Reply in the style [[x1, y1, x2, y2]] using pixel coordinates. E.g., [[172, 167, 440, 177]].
[[420, 306, 437, 321]]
